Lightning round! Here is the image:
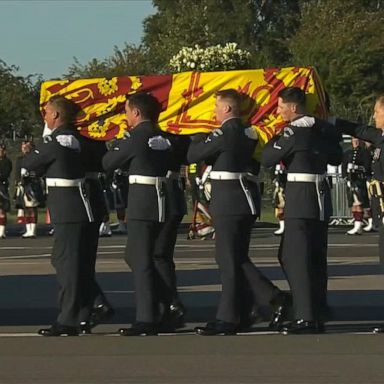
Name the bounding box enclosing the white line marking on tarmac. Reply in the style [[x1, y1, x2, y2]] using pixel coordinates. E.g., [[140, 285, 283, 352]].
[[0, 331, 378, 337], [0, 243, 377, 251], [0, 333, 40, 337], [0, 254, 51, 259]]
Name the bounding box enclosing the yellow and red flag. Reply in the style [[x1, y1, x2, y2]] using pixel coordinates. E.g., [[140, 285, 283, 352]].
[[40, 67, 327, 155]]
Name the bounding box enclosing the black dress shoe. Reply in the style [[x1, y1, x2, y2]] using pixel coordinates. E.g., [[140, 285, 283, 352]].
[[281, 319, 320, 335], [373, 325, 384, 334], [38, 324, 78, 336], [159, 301, 186, 332], [169, 301, 186, 323], [269, 292, 292, 330], [238, 306, 264, 330], [78, 321, 92, 335], [195, 321, 238, 336], [119, 322, 158, 336], [91, 304, 115, 326]]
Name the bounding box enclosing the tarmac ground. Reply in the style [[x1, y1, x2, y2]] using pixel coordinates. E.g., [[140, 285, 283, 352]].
[[0, 225, 383, 383]]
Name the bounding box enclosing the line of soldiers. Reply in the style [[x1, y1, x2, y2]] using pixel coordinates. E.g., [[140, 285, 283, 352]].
[[19, 87, 384, 336], [0, 139, 47, 239]]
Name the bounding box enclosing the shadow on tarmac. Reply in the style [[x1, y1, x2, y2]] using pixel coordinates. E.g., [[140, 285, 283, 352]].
[[0, 266, 383, 326]]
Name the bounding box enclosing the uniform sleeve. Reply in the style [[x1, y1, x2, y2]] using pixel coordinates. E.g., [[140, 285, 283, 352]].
[[102, 136, 134, 172], [337, 118, 384, 146], [187, 131, 224, 164], [22, 141, 55, 174], [261, 129, 296, 168]]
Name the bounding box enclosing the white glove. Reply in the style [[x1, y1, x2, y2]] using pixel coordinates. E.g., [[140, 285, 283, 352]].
[[20, 168, 29, 177], [56, 135, 81, 151], [290, 116, 315, 127], [244, 127, 258, 140], [148, 136, 171, 150], [204, 182, 212, 201]]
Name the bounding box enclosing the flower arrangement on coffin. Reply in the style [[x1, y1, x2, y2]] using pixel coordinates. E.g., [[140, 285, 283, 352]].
[[169, 42, 251, 73]]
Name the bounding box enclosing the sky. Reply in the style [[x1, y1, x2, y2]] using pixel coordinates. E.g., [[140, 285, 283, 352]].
[[0, 0, 155, 80]]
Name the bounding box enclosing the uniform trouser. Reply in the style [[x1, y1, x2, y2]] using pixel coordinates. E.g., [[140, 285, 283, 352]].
[[125, 219, 163, 323], [278, 218, 328, 321], [213, 214, 279, 324], [78, 221, 109, 322], [51, 222, 92, 327], [153, 214, 184, 306]]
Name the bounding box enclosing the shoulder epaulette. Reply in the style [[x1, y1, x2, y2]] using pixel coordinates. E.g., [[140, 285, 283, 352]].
[[283, 127, 295, 138], [212, 128, 224, 137]]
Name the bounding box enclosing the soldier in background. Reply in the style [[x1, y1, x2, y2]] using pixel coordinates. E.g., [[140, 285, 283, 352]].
[[272, 162, 287, 235], [363, 141, 375, 232], [14, 138, 46, 238], [342, 137, 371, 235], [99, 167, 129, 237], [0, 143, 12, 239], [98, 171, 113, 237]]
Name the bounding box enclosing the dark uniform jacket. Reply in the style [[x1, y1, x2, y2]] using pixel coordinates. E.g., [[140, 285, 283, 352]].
[[342, 146, 372, 178], [262, 116, 343, 220], [165, 135, 190, 217], [0, 156, 12, 186], [187, 117, 259, 217], [342, 146, 371, 208], [102, 121, 170, 221], [77, 136, 108, 223], [22, 125, 90, 224], [337, 119, 384, 182], [0, 156, 12, 210]]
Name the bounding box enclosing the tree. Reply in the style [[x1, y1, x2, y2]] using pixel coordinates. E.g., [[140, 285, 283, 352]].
[[0, 60, 42, 139], [65, 0, 304, 76], [288, 0, 384, 120], [65, 43, 153, 79], [143, 0, 302, 71]]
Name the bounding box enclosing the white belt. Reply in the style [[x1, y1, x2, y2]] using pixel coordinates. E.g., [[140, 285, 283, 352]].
[[129, 175, 165, 185], [128, 174, 166, 222], [210, 171, 246, 180], [208, 171, 256, 215], [287, 173, 326, 221], [287, 173, 325, 183], [166, 171, 180, 180], [46, 177, 94, 222], [46, 178, 84, 187]]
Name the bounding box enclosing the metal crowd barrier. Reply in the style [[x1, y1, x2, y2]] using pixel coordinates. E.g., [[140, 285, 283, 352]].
[[328, 172, 352, 225]]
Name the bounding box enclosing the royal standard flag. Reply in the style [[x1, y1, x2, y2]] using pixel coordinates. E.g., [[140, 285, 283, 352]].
[[40, 67, 327, 156]]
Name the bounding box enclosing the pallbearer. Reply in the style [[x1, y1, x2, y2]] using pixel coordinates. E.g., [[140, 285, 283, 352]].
[[262, 87, 343, 334], [189, 89, 289, 336], [103, 92, 171, 336]]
